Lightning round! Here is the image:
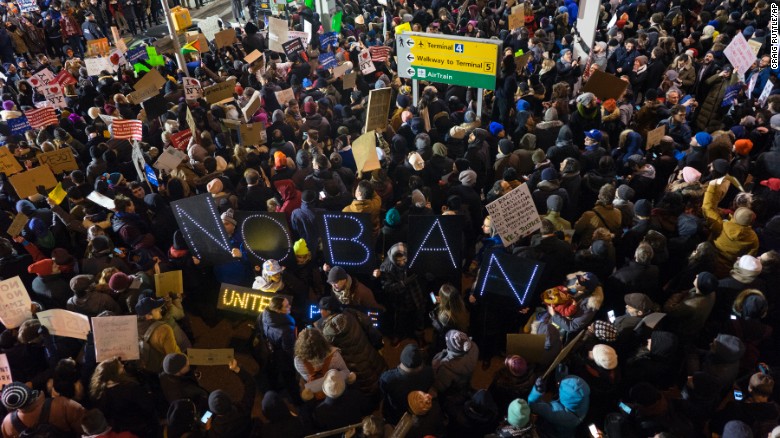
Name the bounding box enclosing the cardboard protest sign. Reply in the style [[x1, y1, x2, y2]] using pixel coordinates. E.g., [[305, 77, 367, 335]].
[[233, 211, 293, 264], [244, 50, 262, 64], [239, 122, 266, 146], [486, 183, 541, 246], [171, 194, 234, 265], [6, 213, 27, 237], [9, 165, 57, 199], [8, 117, 31, 137], [342, 72, 357, 90], [268, 17, 289, 52], [747, 39, 762, 57], [111, 26, 128, 53], [0, 354, 12, 387], [724, 32, 756, 78], [154, 270, 183, 297], [217, 283, 293, 315], [358, 49, 376, 75], [506, 334, 549, 364], [0, 277, 33, 328], [242, 91, 263, 122], [317, 213, 376, 274], [198, 16, 222, 41], [645, 125, 666, 150], [91, 315, 140, 362], [515, 52, 532, 73], [154, 146, 186, 172], [332, 62, 349, 78], [86, 38, 111, 57], [131, 69, 166, 103], [542, 330, 586, 379], [474, 248, 544, 306], [187, 348, 235, 366], [87, 191, 116, 210], [351, 131, 381, 174], [408, 215, 463, 285], [508, 11, 524, 29], [274, 88, 295, 107], [37, 309, 91, 340], [214, 28, 236, 49], [84, 57, 112, 76], [582, 70, 629, 101], [38, 148, 79, 174], [364, 87, 393, 132], [0, 147, 23, 175], [185, 31, 210, 53], [170, 129, 193, 151], [203, 79, 236, 104], [183, 77, 202, 100]]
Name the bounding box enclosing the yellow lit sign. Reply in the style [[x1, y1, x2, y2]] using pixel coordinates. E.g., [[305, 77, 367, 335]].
[[216, 283, 292, 315]]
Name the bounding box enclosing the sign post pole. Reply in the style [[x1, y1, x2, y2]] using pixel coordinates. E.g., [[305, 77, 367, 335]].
[[161, 0, 189, 77], [476, 88, 483, 121], [412, 79, 418, 107]]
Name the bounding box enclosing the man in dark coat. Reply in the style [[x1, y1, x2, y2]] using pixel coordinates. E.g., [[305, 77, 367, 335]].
[[380, 344, 435, 425], [606, 243, 660, 303]]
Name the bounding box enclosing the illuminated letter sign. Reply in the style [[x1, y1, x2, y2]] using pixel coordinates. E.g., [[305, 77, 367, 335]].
[[234, 211, 292, 264], [407, 215, 463, 284], [476, 248, 544, 306], [216, 283, 293, 316], [317, 213, 375, 273], [171, 194, 233, 265]]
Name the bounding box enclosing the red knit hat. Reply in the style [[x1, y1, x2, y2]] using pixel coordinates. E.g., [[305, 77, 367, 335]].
[[108, 272, 132, 291], [28, 259, 54, 276], [734, 139, 753, 155]]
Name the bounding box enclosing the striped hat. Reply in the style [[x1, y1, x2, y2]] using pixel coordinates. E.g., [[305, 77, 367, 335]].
[[2, 382, 38, 410]]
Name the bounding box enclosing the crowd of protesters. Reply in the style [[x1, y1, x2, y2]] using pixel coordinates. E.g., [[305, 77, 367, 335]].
[[0, 0, 777, 436]]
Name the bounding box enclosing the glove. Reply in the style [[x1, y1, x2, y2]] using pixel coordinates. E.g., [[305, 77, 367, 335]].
[[534, 377, 546, 393]]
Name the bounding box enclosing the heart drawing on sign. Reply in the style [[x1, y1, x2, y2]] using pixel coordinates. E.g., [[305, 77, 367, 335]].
[[30, 78, 40, 87], [361, 52, 369, 60], [110, 53, 121, 65], [49, 86, 59, 94]]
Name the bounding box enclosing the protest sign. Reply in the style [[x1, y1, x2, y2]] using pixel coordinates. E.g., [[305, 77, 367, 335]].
[[131, 69, 166, 103], [6, 213, 27, 237], [52, 70, 77, 86], [274, 88, 295, 107], [0, 277, 32, 328], [8, 117, 31, 137], [185, 32, 210, 53], [233, 211, 293, 264], [724, 33, 756, 78], [186, 107, 197, 132], [288, 30, 311, 44], [84, 57, 112, 76], [515, 52, 532, 73], [364, 87, 393, 132], [0, 147, 23, 175], [87, 191, 116, 210], [126, 46, 149, 64], [242, 90, 263, 122], [28, 68, 55, 91], [142, 93, 168, 120], [758, 79, 774, 107], [217, 283, 292, 315], [9, 165, 57, 199], [198, 16, 222, 41], [317, 213, 376, 274], [42, 84, 66, 108], [183, 77, 202, 100], [282, 38, 304, 61], [92, 315, 140, 362], [145, 164, 159, 187], [542, 330, 586, 379], [0, 354, 11, 386], [203, 79, 236, 104], [154, 270, 183, 297], [342, 72, 357, 89], [358, 49, 376, 75], [37, 309, 91, 340], [646, 125, 666, 150], [170, 129, 193, 151], [38, 148, 79, 174], [748, 39, 762, 57], [332, 62, 349, 78], [172, 194, 234, 265], [86, 38, 110, 57], [244, 50, 262, 64], [475, 248, 544, 306], [508, 11, 524, 29], [111, 26, 128, 53], [268, 17, 288, 52], [318, 52, 337, 69], [24, 107, 58, 129], [351, 131, 381, 175], [154, 146, 186, 172], [408, 215, 463, 285], [112, 119, 143, 141], [486, 183, 541, 246], [506, 334, 548, 364], [214, 28, 235, 49], [187, 349, 235, 366], [319, 32, 338, 50], [582, 70, 629, 101], [48, 183, 67, 205], [18, 0, 39, 12], [239, 122, 267, 146]]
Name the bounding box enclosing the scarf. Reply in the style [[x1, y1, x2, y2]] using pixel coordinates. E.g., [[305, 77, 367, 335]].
[[333, 275, 354, 305], [577, 103, 600, 120], [252, 273, 284, 292], [730, 266, 760, 284], [634, 65, 647, 75]]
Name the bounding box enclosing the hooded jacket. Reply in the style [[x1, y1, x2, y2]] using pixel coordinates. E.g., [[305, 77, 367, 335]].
[[623, 331, 681, 389], [528, 376, 590, 438], [550, 286, 604, 334], [321, 311, 387, 394], [276, 180, 302, 223], [702, 184, 759, 276]]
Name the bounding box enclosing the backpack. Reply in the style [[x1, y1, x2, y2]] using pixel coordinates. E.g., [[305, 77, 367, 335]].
[[139, 321, 166, 373], [11, 398, 70, 438]]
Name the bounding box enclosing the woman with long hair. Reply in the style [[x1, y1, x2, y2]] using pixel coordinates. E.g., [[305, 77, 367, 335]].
[[293, 328, 354, 401], [90, 358, 159, 436], [431, 284, 470, 354]]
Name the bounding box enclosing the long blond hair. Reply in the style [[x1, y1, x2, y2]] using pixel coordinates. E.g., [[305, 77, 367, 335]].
[[89, 358, 135, 400]]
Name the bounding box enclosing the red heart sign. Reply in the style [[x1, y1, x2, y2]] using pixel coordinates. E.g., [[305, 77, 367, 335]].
[[49, 86, 59, 94], [361, 52, 369, 59], [110, 53, 121, 65], [30, 78, 40, 86]]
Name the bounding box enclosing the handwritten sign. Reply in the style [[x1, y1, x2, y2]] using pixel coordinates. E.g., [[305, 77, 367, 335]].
[[274, 88, 294, 107], [86, 38, 111, 57], [358, 49, 376, 75], [217, 283, 292, 315], [154, 146, 186, 172], [724, 33, 756, 79], [0, 277, 33, 329], [485, 183, 541, 246], [131, 69, 166, 103], [342, 72, 357, 90], [508, 11, 525, 29], [242, 90, 263, 123], [39, 148, 79, 174], [0, 354, 11, 386], [154, 270, 183, 297], [91, 315, 140, 362], [364, 87, 392, 132], [646, 125, 665, 150], [6, 213, 27, 237], [582, 70, 629, 101], [84, 57, 112, 76], [203, 79, 236, 104], [352, 131, 380, 174], [28, 68, 55, 92], [187, 348, 234, 366], [87, 191, 116, 210], [9, 165, 57, 199], [37, 309, 91, 340], [18, 0, 39, 12], [0, 147, 23, 175], [214, 28, 235, 49], [268, 17, 288, 52], [183, 77, 202, 100], [244, 49, 262, 64], [332, 62, 349, 78], [111, 27, 128, 53], [239, 122, 267, 146]]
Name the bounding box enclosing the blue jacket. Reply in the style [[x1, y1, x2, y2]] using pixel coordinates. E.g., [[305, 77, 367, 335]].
[[290, 201, 323, 253], [528, 376, 590, 438]]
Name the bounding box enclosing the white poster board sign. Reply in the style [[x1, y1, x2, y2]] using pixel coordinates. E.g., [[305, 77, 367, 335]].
[[268, 17, 289, 53], [87, 191, 116, 210], [724, 33, 757, 79], [37, 309, 91, 340], [92, 315, 140, 362], [485, 183, 542, 246], [183, 77, 202, 100], [0, 277, 32, 329], [0, 354, 11, 387]]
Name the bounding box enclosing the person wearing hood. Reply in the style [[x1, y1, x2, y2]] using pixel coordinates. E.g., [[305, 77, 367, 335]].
[[574, 184, 622, 247], [205, 359, 255, 437], [727, 289, 772, 372], [164, 399, 203, 438], [697, 333, 746, 395], [711, 373, 780, 437], [464, 128, 490, 192], [272, 179, 302, 225], [488, 355, 535, 414], [242, 21, 266, 55], [623, 329, 682, 389], [80, 235, 132, 276], [535, 108, 564, 151], [290, 190, 323, 253], [431, 330, 479, 415], [376, 243, 425, 341], [546, 125, 581, 170], [301, 100, 331, 142], [528, 374, 590, 438], [543, 195, 572, 234], [259, 391, 304, 437], [569, 92, 601, 148], [702, 177, 759, 276], [695, 64, 737, 132], [715, 256, 766, 319]]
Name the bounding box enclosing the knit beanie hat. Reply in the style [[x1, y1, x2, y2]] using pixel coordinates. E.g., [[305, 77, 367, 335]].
[[547, 195, 563, 212], [2, 101, 14, 111], [734, 139, 753, 155], [207, 178, 223, 194], [505, 355, 528, 377], [411, 189, 426, 208], [616, 184, 635, 201], [634, 199, 651, 217], [733, 207, 755, 226], [208, 390, 232, 415], [694, 132, 712, 147], [220, 209, 236, 226], [108, 272, 132, 291], [682, 166, 702, 182], [385, 208, 401, 227], [722, 420, 755, 438], [507, 399, 531, 427], [445, 330, 472, 354], [407, 391, 433, 415], [163, 353, 188, 375], [591, 344, 618, 370], [28, 259, 55, 276], [498, 139, 513, 155], [327, 266, 349, 283], [400, 344, 423, 368], [322, 369, 346, 399], [293, 239, 309, 256], [459, 170, 477, 187], [1, 383, 38, 410], [69, 275, 94, 293], [274, 151, 287, 168], [696, 271, 719, 294], [532, 149, 546, 164], [432, 142, 447, 157]]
